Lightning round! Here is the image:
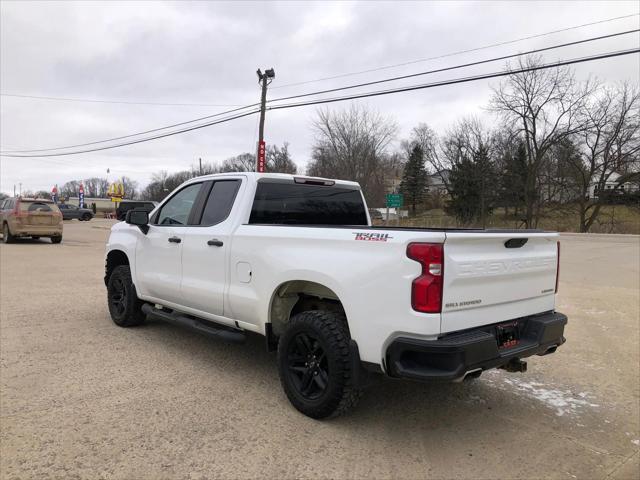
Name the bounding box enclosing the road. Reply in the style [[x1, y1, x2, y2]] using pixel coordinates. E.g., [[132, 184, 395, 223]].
[[1, 220, 638, 479]]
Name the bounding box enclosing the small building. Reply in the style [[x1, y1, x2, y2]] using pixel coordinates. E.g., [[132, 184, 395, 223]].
[[427, 170, 450, 196], [588, 172, 640, 199], [66, 196, 116, 213]]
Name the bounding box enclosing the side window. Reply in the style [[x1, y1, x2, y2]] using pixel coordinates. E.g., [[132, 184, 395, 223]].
[[199, 180, 241, 226], [155, 183, 202, 226]]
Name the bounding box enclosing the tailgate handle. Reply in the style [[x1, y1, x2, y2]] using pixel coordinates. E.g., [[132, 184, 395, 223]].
[[504, 238, 528, 248]]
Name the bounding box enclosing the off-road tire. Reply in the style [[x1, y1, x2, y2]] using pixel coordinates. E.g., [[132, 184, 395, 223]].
[[277, 310, 363, 419], [51, 236, 62, 244], [107, 265, 145, 327], [2, 223, 15, 244]]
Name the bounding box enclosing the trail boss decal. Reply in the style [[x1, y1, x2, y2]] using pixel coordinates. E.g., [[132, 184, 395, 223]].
[[353, 232, 393, 242]]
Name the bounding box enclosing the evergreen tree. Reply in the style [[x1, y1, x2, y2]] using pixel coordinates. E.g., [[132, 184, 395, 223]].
[[499, 141, 528, 219], [399, 144, 428, 214], [446, 143, 496, 226]]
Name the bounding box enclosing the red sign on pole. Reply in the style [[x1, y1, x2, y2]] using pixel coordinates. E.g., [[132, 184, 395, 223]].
[[257, 140, 266, 173]]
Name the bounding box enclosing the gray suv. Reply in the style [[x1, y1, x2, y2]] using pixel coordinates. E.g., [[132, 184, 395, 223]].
[[57, 204, 94, 221]]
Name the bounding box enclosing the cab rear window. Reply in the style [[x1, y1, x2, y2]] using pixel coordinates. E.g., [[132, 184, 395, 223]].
[[249, 182, 368, 225]]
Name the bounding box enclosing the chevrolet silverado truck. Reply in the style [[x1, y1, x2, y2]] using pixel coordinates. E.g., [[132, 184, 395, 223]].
[[104, 172, 567, 419]]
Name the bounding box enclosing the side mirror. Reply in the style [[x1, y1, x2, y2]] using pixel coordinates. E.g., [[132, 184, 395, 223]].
[[125, 209, 149, 234]]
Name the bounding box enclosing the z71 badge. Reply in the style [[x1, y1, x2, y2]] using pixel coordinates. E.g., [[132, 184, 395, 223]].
[[353, 232, 393, 242]]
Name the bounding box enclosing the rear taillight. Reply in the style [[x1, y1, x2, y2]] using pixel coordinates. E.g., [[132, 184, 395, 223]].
[[555, 241, 560, 293], [407, 243, 444, 313]]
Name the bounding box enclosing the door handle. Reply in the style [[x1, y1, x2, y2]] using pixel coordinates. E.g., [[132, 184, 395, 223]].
[[168, 236, 182, 243], [207, 239, 224, 247]]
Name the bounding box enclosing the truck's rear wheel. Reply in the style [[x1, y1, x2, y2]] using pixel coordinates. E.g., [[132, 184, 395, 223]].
[[107, 265, 145, 327], [277, 310, 362, 419]]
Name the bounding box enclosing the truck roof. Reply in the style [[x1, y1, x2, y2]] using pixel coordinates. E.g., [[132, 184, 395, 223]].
[[187, 172, 361, 188]]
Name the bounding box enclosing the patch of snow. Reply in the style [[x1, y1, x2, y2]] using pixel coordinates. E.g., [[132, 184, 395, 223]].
[[500, 377, 599, 417]]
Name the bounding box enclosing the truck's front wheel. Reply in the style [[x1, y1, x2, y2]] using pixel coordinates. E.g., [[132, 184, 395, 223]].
[[107, 265, 145, 327], [277, 310, 362, 419]]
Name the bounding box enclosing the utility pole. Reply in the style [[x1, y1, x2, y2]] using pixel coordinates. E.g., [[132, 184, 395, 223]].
[[13, 184, 16, 197], [199, 158, 203, 176], [256, 68, 275, 172]]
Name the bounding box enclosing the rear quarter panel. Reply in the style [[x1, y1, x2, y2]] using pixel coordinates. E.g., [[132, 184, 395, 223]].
[[227, 225, 446, 364]]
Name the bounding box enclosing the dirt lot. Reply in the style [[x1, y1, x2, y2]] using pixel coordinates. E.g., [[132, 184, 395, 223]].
[[1, 219, 638, 479]]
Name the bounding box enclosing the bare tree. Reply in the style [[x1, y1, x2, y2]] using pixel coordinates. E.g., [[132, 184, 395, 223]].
[[266, 142, 297, 174], [220, 153, 255, 172], [120, 176, 139, 199], [569, 83, 640, 232], [307, 104, 398, 205], [490, 55, 592, 227]]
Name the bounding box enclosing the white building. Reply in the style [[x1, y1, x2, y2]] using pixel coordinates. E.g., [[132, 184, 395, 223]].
[[588, 171, 639, 199]]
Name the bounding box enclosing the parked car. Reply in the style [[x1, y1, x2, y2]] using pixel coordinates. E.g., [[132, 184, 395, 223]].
[[57, 203, 94, 221], [1, 197, 63, 243], [115, 201, 158, 221], [368, 208, 383, 220], [105, 173, 566, 419]]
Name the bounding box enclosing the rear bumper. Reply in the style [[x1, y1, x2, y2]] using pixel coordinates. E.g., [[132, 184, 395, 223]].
[[11, 225, 63, 236], [385, 311, 567, 382]]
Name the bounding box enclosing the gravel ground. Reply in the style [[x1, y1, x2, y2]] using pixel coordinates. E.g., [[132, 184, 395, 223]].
[[1, 220, 638, 479]]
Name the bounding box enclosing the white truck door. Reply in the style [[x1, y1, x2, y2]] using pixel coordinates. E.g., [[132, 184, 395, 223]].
[[135, 182, 203, 304], [180, 179, 242, 318]]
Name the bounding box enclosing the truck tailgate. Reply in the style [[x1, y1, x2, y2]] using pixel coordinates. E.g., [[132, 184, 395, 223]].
[[441, 232, 559, 333]]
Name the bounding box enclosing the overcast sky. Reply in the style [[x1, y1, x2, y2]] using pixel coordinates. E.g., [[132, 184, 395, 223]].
[[1, 1, 638, 194]]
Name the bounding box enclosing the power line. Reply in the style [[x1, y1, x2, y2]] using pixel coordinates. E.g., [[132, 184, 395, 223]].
[[1, 48, 638, 158], [0, 109, 260, 158], [271, 12, 640, 90], [268, 29, 639, 105], [0, 93, 245, 108], [267, 48, 640, 111], [0, 102, 260, 153], [3, 30, 634, 156]]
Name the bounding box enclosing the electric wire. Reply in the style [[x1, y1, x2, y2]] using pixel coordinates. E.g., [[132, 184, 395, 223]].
[[0, 93, 246, 107], [0, 109, 261, 157], [266, 48, 639, 111], [267, 29, 639, 104], [2, 28, 635, 155], [270, 12, 640, 90], [0, 103, 260, 153], [1, 48, 638, 158]]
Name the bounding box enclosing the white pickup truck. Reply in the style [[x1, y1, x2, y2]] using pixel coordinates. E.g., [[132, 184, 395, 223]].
[[105, 172, 567, 418]]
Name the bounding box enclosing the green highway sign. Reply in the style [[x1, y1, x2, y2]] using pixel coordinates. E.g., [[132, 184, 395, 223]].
[[386, 193, 403, 208]]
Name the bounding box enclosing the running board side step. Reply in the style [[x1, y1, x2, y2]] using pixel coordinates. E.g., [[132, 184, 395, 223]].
[[141, 303, 246, 343]]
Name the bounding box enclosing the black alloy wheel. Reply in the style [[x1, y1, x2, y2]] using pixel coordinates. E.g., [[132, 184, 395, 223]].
[[285, 332, 330, 400], [106, 265, 145, 327], [277, 310, 362, 419], [109, 275, 128, 318]]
